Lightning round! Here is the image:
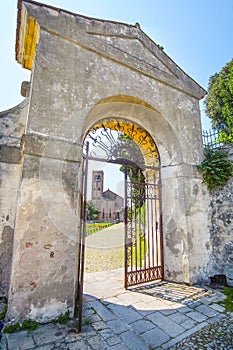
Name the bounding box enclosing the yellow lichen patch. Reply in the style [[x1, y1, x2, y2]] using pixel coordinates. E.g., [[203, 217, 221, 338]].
[[17, 4, 39, 70]]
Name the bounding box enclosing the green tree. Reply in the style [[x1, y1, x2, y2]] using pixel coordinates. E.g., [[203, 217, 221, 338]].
[[120, 165, 145, 209], [116, 133, 146, 209], [86, 200, 99, 221], [205, 59, 233, 143]]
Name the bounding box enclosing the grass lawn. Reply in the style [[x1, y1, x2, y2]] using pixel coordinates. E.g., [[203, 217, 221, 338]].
[[86, 222, 114, 236]]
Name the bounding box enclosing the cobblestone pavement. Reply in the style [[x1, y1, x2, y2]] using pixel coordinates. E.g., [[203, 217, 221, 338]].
[[1, 269, 232, 350]]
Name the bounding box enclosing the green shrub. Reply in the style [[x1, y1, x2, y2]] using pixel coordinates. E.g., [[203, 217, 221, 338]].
[[197, 147, 233, 191]]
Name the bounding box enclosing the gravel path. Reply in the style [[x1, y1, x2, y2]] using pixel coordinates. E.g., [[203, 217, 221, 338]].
[[85, 223, 124, 273], [169, 313, 233, 349]]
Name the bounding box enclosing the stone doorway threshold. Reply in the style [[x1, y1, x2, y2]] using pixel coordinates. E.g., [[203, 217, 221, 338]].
[[83, 268, 224, 305]]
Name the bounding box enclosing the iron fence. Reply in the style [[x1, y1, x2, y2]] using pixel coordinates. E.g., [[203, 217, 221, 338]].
[[202, 129, 223, 148]]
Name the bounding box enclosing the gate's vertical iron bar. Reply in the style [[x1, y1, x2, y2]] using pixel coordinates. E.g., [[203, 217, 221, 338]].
[[155, 173, 159, 270], [139, 176, 142, 270], [124, 165, 128, 288], [158, 168, 164, 279], [130, 177, 133, 275], [77, 142, 89, 332], [151, 181, 155, 269], [146, 173, 150, 269], [134, 182, 137, 275], [143, 182, 146, 271]]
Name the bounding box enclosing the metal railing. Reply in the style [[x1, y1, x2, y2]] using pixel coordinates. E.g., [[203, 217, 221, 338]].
[[202, 129, 223, 148]]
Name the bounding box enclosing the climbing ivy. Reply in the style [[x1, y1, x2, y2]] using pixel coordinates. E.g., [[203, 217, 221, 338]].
[[197, 147, 233, 191]]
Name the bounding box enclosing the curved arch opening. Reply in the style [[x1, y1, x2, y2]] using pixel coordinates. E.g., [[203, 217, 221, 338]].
[[84, 117, 160, 169], [77, 115, 164, 330]]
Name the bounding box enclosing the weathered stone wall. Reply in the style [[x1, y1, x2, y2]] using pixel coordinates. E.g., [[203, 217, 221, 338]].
[[0, 98, 28, 294], [208, 145, 233, 286], [6, 0, 210, 322]]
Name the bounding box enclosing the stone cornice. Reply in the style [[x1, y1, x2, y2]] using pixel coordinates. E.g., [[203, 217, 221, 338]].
[[16, 0, 206, 99]]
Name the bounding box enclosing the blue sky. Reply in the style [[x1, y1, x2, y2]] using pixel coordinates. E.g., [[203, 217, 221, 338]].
[[1, 0, 233, 129]]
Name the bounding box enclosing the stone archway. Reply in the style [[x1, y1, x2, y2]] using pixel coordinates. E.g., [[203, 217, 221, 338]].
[[76, 117, 164, 330], [81, 96, 186, 282], [5, 1, 210, 323]]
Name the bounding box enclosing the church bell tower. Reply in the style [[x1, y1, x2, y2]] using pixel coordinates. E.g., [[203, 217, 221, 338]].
[[92, 170, 104, 199]]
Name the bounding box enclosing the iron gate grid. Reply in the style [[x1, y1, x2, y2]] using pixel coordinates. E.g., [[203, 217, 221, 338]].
[[124, 167, 163, 288], [77, 121, 164, 331]]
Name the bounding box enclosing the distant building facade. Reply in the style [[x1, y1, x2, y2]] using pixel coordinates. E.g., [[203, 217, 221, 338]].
[[91, 170, 124, 221]]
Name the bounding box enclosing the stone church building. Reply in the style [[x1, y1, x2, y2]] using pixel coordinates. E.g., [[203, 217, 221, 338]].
[[91, 171, 124, 222], [0, 0, 232, 323]]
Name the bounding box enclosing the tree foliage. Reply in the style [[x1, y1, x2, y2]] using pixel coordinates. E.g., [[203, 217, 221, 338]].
[[86, 200, 99, 221], [120, 165, 146, 209], [205, 59, 233, 143]]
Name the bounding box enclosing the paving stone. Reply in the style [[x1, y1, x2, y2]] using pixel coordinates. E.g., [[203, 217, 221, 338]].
[[92, 320, 108, 331], [184, 300, 201, 308], [106, 335, 122, 346], [141, 327, 170, 347], [120, 330, 147, 350], [107, 343, 129, 350], [177, 305, 193, 313], [82, 307, 95, 318], [89, 313, 102, 323], [209, 303, 225, 313], [133, 301, 158, 315], [102, 297, 120, 305], [185, 310, 207, 322], [195, 304, 218, 317], [6, 331, 35, 350], [87, 300, 116, 322], [98, 328, 115, 339], [108, 304, 141, 324], [33, 345, 54, 350], [146, 311, 185, 337], [80, 325, 96, 336], [197, 296, 213, 305], [66, 339, 92, 350], [115, 293, 138, 306], [0, 334, 7, 350], [106, 319, 130, 335], [2, 275, 229, 350], [147, 299, 173, 310], [65, 331, 83, 343], [130, 319, 155, 334], [168, 312, 196, 330], [160, 308, 177, 316], [86, 334, 108, 349], [162, 321, 208, 349], [32, 324, 64, 345], [206, 313, 225, 324]]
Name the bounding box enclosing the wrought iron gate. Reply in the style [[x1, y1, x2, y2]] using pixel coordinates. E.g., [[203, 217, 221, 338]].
[[124, 166, 163, 288], [76, 119, 164, 331]]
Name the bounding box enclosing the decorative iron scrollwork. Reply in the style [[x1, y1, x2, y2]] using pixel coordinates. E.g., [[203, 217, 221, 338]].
[[84, 118, 159, 168]]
